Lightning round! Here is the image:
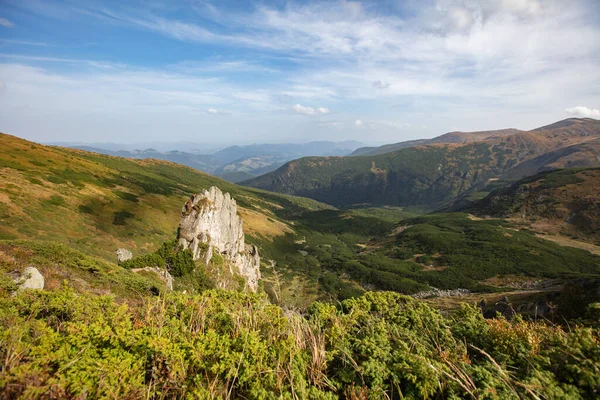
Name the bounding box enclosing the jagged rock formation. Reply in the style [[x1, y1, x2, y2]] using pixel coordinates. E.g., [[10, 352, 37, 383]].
[[178, 186, 261, 291], [14, 266, 45, 291], [116, 248, 132, 264]]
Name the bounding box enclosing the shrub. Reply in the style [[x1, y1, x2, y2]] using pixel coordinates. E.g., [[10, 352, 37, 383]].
[[112, 210, 135, 226], [1, 289, 599, 398]]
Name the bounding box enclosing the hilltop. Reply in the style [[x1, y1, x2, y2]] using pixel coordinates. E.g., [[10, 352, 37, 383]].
[[243, 118, 600, 208], [352, 128, 522, 156]]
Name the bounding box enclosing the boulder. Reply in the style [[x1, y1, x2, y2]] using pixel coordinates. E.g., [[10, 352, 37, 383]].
[[178, 186, 261, 291], [116, 248, 132, 264], [14, 266, 44, 291]]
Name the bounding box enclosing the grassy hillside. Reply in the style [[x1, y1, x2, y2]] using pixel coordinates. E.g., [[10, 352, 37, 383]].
[[244, 118, 600, 208], [297, 212, 600, 295], [464, 168, 600, 244], [2, 132, 599, 307], [0, 132, 330, 263], [0, 240, 167, 299]]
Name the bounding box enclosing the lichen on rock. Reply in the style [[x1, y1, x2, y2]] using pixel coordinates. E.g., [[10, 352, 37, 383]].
[[178, 186, 261, 291]]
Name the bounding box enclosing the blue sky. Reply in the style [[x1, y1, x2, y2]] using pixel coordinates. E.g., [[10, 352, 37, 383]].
[[0, 0, 599, 145]]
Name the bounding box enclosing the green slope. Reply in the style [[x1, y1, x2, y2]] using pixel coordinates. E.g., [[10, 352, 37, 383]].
[[0, 132, 330, 262], [0, 240, 167, 299], [243, 142, 521, 208], [2, 132, 599, 306], [463, 167, 600, 243]]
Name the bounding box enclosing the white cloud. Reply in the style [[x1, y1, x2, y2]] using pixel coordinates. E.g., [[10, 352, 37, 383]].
[[292, 104, 329, 115], [565, 106, 600, 118], [355, 119, 363, 126], [206, 107, 231, 115], [292, 104, 315, 115], [0, 18, 13, 28], [372, 80, 391, 89], [497, 0, 542, 16]]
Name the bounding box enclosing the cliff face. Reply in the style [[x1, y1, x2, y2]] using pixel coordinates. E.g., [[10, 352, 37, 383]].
[[178, 186, 261, 291]]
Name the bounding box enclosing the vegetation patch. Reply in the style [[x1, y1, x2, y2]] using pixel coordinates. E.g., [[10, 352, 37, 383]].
[[112, 210, 135, 226], [388, 213, 600, 290], [114, 190, 139, 202], [43, 195, 66, 207], [1, 289, 599, 399]]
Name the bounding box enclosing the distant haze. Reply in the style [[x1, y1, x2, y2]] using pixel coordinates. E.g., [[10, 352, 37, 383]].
[[0, 0, 599, 144]]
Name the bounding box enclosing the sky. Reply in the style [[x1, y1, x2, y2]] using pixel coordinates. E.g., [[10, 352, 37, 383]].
[[0, 0, 599, 145]]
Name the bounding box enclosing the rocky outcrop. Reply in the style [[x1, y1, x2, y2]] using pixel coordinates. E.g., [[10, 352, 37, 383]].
[[14, 266, 45, 291], [412, 288, 470, 299], [178, 186, 261, 291], [116, 248, 132, 264], [132, 267, 174, 290]]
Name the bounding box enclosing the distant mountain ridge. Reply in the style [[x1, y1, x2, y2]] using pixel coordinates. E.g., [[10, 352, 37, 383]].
[[243, 118, 600, 208], [351, 128, 523, 156], [69, 141, 364, 183]]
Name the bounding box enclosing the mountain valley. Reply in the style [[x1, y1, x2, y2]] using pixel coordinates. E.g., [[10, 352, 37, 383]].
[[4, 0, 600, 396], [2, 119, 600, 398], [244, 118, 600, 208]]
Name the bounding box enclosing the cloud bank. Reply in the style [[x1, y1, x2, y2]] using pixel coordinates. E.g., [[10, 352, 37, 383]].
[[0, 0, 599, 143]]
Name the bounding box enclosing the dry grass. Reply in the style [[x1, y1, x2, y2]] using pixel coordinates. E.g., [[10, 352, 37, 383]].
[[422, 288, 557, 313], [238, 207, 293, 239], [536, 234, 600, 256]]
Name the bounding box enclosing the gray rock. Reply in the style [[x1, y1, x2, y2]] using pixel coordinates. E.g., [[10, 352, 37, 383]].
[[116, 248, 132, 264], [178, 186, 261, 291], [412, 287, 470, 299], [14, 266, 44, 290]]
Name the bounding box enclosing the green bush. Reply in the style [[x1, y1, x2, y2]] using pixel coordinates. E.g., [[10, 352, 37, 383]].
[[121, 240, 214, 292], [1, 289, 599, 399], [120, 253, 165, 270]]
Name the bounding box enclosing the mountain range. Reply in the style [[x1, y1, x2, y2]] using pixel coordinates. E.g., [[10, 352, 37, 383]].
[[68, 141, 364, 183], [243, 118, 600, 208], [3, 129, 598, 307]]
